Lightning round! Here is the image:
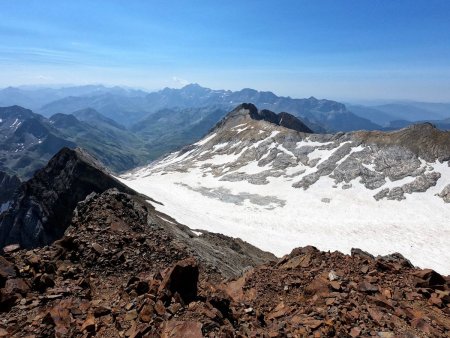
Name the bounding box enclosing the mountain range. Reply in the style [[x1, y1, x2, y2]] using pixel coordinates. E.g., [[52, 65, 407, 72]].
[[2, 84, 449, 132], [0, 106, 150, 178], [0, 85, 382, 179], [2, 84, 380, 132], [348, 102, 450, 128]]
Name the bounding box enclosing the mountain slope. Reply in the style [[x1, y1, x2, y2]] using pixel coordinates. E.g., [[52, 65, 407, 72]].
[[39, 94, 150, 125], [386, 119, 450, 131], [0, 147, 138, 249], [131, 106, 229, 159], [121, 104, 450, 274], [49, 112, 148, 172], [351, 102, 450, 124], [0, 106, 153, 178], [0, 106, 76, 178], [0, 85, 148, 111], [142, 84, 380, 132], [71, 107, 126, 130]]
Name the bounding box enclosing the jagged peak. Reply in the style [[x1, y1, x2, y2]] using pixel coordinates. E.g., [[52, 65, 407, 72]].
[[212, 103, 312, 133], [404, 122, 437, 130]]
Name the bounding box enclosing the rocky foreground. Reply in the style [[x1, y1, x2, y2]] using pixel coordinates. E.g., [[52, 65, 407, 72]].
[[0, 187, 449, 337]]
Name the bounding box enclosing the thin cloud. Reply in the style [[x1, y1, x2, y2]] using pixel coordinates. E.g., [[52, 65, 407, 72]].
[[172, 76, 189, 86]]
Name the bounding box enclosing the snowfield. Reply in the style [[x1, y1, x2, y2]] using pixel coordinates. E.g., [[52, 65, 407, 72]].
[[120, 116, 450, 275], [120, 158, 450, 275]]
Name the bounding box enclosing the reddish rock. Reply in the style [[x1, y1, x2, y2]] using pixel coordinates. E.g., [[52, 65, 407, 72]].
[[350, 327, 361, 337], [154, 300, 166, 316], [0, 328, 9, 337], [81, 313, 95, 332], [305, 274, 329, 296], [4, 278, 30, 295], [413, 269, 446, 288], [139, 304, 153, 322], [329, 280, 341, 291], [161, 320, 203, 338], [357, 281, 378, 293], [267, 302, 291, 320], [91, 242, 104, 254], [47, 301, 73, 336], [0, 256, 16, 284], [159, 258, 199, 304], [280, 253, 311, 269], [93, 305, 111, 317], [411, 317, 432, 333], [367, 307, 383, 324]]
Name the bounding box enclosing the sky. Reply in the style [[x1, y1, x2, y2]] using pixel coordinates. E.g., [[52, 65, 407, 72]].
[[1, 0, 450, 102]]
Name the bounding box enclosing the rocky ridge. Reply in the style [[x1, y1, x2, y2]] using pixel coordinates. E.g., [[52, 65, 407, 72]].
[[0, 147, 137, 249], [212, 103, 313, 134]]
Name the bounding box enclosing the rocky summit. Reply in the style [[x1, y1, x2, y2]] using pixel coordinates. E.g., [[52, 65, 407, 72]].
[[122, 104, 450, 274]]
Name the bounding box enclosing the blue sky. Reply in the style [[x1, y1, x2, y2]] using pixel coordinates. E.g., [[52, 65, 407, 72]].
[[1, 0, 450, 101]]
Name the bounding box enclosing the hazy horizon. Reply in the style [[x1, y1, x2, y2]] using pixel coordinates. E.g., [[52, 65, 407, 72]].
[[1, 1, 450, 101], [2, 82, 450, 106]]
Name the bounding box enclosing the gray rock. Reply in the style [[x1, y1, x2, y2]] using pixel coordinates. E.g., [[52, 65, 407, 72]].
[[387, 187, 406, 201], [373, 188, 389, 201], [401, 172, 441, 194], [437, 184, 450, 203]]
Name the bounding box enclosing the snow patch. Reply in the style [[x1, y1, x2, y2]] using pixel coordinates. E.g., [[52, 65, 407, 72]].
[[194, 133, 217, 146]]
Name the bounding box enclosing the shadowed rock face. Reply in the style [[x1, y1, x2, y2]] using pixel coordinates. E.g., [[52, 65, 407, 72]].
[[0, 147, 137, 249], [0, 171, 20, 206]]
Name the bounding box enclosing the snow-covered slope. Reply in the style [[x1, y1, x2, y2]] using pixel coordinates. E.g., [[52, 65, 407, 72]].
[[121, 104, 450, 274]]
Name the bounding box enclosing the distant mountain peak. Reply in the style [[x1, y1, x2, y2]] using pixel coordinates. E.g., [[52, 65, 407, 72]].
[[181, 83, 203, 89]]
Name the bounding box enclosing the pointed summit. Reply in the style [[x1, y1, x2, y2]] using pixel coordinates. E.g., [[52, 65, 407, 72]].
[[213, 103, 313, 133]]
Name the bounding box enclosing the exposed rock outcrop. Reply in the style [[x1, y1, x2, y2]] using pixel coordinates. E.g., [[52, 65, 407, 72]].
[[0, 147, 137, 249], [212, 103, 313, 133], [437, 184, 450, 203]]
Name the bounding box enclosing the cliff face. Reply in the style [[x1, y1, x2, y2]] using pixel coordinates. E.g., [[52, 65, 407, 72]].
[[0, 147, 137, 249], [0, 171, 20, 208]]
